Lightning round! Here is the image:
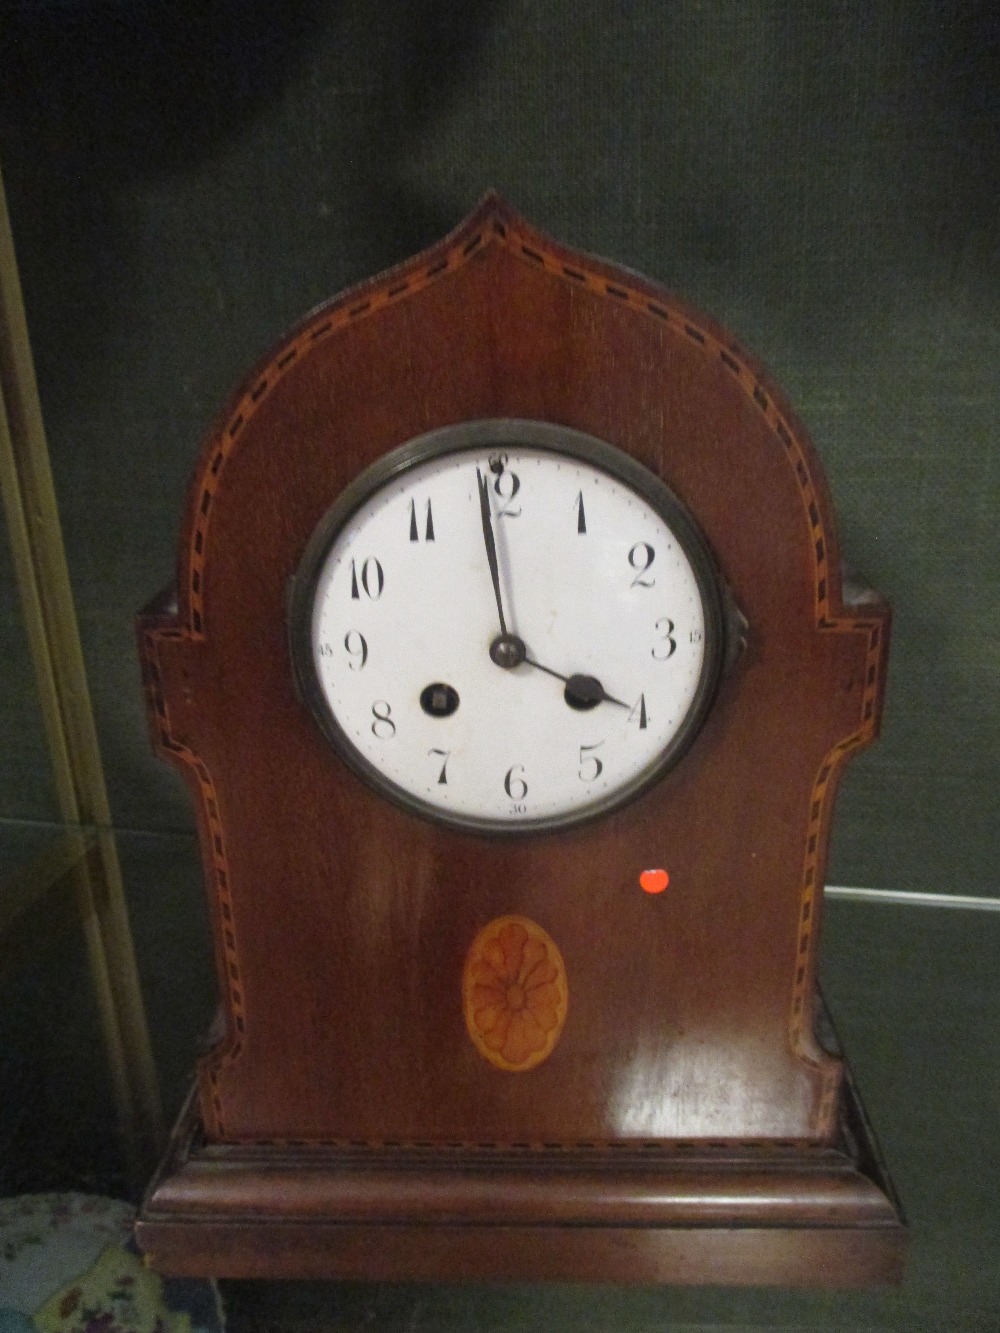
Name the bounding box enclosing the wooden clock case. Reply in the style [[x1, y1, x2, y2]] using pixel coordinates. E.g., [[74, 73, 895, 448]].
[[136, 196, 905, 1285]]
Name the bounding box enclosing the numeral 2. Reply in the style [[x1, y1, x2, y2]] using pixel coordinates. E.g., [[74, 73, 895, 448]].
[[490, 457, 521, 517], [628, 542, 655, 587]]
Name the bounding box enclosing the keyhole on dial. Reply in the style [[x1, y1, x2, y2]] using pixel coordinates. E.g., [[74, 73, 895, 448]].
[[420, 683, 460, 717]]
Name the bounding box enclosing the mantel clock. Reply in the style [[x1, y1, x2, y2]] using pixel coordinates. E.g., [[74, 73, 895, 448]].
[[136, 196, 905, 1285]]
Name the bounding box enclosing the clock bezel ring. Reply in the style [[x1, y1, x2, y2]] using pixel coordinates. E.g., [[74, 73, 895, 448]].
[[287, 418, 730, 836]]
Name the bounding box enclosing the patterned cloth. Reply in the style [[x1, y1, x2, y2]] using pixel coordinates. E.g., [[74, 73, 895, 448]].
[[0, 1195, 223, 1333]]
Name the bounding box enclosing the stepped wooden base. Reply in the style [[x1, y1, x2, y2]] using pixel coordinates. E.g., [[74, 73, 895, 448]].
[[136, 1075, 905, 1287]]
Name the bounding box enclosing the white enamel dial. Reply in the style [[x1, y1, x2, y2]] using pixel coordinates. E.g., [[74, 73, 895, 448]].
[[291, 422, 723, 833]]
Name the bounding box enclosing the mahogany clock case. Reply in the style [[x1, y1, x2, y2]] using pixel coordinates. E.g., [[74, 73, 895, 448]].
[[136, 196, 905, 1284]]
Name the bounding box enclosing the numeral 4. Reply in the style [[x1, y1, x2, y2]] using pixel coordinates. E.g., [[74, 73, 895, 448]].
[[628, 694, 648, 729]]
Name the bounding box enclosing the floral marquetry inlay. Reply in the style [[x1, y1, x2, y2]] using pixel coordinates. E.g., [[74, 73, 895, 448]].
[[463, 916, 569, 1072]]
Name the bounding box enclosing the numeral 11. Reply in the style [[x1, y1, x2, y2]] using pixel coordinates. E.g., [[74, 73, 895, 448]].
[[409, 497, 435, 542]]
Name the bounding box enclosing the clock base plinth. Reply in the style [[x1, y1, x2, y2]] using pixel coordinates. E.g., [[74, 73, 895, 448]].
[[136, 1082, 905, 1287]]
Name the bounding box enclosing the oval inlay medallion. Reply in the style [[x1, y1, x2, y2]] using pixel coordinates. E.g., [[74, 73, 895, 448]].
[[463, 915, 568, 1072]]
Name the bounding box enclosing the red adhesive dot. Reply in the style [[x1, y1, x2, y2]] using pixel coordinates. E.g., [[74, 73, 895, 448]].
[[639, 868, 669, 895]]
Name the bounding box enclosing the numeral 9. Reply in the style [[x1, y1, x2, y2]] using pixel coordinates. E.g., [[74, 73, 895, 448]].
[[344, 630, 368, 670]]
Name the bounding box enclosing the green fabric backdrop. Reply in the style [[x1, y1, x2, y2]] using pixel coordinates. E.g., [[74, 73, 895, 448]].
[[3, 2, 996, 896], [2, 2, 997, 895]]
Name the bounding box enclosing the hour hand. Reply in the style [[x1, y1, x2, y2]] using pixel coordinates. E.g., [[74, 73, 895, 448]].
[[522, 654, 629, 710]]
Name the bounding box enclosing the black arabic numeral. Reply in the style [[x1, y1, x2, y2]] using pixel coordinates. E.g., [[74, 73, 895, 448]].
[[578, 742, 604, 782], [429, 748, 450, 784], [408, 497, 435, 542], [652, 617, 677, 660], [575, 490, 587, 533], [371, 700, 395, 738], [628, 542, 655, 588], [492, 461, 521, 517], [504, 764, 528, 801], [628, 694, 648, 730], [350, 556, 384, 600], [343, 630, 368, 670]]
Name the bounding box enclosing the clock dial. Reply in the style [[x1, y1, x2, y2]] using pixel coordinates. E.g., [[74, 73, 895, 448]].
[[289, 420, 725, 832]]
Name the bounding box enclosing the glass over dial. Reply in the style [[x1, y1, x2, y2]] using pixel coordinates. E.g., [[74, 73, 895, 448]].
[[289, 420, 725, 833]]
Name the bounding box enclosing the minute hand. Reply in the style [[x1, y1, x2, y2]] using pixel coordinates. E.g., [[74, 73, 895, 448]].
[[476, 466, 509, 637], [522, 655, 629, 710]]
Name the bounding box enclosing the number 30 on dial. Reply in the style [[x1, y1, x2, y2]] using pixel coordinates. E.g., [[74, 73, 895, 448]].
[[289, 420, 729, 833]]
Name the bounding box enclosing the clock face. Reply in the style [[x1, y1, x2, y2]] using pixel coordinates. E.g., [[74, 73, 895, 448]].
[[289, 420, 725, 833]]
